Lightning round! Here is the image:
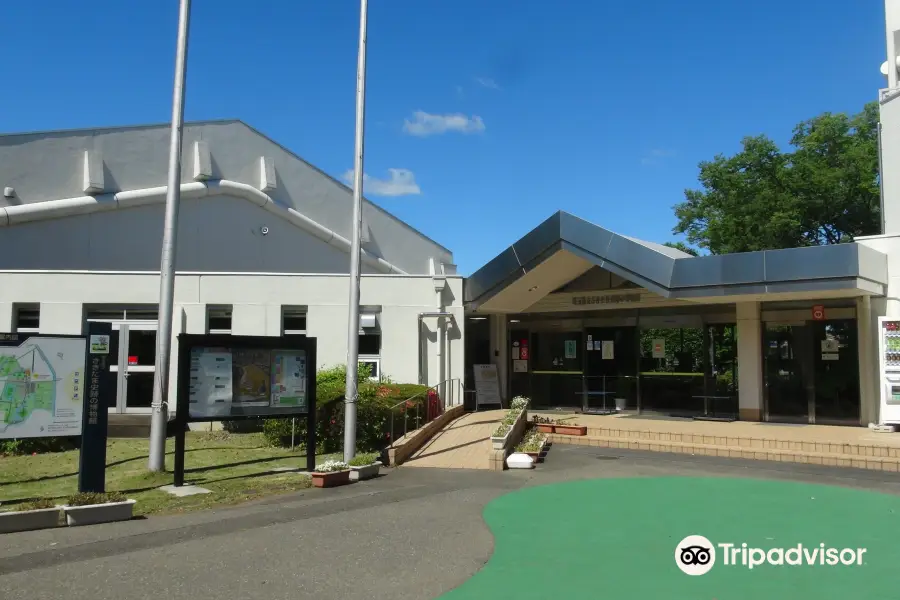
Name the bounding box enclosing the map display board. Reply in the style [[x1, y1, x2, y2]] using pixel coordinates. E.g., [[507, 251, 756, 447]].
[[0, 334, 87, 439], [271, 351, 308, 409], [185, 342, 310, 419]]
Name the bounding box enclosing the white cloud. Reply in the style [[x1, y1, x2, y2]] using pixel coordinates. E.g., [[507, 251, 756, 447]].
[[342, 168, 421, 197], [475, 77, 500, 90], [641, 148, 676, 166], [402, 111, 486, 136]]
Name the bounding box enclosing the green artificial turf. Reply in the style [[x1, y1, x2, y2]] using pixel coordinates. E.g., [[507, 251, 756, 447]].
[[441, 477, 900, 600]]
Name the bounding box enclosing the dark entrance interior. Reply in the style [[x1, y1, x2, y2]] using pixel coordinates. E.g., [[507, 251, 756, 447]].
[[464, 317, 491, 410], [764, 319, 860, 425], [509, 316, 738, 418]]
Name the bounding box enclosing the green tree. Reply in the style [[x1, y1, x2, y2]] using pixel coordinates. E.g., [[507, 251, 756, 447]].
[[673, 102, 880, 255], [663, 241, 699, 256]]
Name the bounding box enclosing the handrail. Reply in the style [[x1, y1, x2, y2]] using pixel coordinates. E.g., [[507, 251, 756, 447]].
[[388, 377, 461, 445]]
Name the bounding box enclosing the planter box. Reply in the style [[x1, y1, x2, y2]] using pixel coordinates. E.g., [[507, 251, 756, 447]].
[[491, 427, 513, 450], [63, 500, 135, 527], [534, 423, 555, 434], [311, 470, 351, 488], [523, 440, 548, 462], [0, 507, 61, 534], [491, 408, 529, 450], [554, 424, 587, 436], [349, 462, 381, 481]]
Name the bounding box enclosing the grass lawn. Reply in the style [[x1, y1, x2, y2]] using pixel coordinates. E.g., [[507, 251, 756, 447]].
[[0, 432, 339, 516]]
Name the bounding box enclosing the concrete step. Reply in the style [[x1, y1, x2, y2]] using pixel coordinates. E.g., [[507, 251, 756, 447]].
[[574, 426, 900, 459], [546, 433, 900, 472], [107, 414, 180, 438]]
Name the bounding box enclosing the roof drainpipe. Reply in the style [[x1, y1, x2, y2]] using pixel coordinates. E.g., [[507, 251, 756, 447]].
[[418, 311, 453, 387]]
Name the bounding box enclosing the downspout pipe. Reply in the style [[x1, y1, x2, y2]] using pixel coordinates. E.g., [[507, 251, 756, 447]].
[[0, 180, 406, 275], [418, 311, 454, 387]]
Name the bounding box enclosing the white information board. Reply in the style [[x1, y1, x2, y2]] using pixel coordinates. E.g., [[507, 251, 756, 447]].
[[473, 364, 503, 408]]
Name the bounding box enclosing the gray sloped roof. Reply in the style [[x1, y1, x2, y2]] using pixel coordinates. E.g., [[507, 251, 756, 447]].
[[464, 211, 888, 306]]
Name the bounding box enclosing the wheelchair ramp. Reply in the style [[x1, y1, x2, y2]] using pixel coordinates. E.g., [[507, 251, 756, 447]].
[[403, 410, 504, 470]]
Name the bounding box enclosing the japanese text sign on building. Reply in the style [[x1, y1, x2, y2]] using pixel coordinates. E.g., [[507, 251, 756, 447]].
[[572, 293, 641, 306]]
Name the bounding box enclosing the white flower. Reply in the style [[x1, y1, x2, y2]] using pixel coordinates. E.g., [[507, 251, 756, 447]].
[[314, 460, 349, 473]]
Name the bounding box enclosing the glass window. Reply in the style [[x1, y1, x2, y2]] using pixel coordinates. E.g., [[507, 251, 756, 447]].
[[208, 306, 232, 333], [359, 358, 380, 380], [282, 307, 307, 334], [14, 306, 40, 332], [358, 333, 381, 356], [127, 329, 157, 366]]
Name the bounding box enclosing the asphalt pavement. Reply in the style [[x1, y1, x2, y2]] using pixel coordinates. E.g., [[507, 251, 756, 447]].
[[3, 444, 900, 600]]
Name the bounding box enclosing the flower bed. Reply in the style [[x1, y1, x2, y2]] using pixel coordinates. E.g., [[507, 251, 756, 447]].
[[0, 499, 61, 534], [348, 452, 381, 481], [554, 420, 587, 436], [532, 415, 586, 436], [514, 429, 548, 462], [62, 492, 135, 527], [311, 460, 351, 488], [490, 397, 530, 450], [532, 415, 556, 434]]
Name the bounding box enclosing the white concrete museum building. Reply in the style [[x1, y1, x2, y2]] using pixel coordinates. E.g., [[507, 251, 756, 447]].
[[6, 1, 900, 432], [0, 120, 465, 421]]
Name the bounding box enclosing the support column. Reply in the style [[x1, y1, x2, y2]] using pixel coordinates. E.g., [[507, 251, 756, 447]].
[[736, 302, 764, 421], [38, 303, 84, 335], [433, 278, 447, 404], [0, 303, 12, 334], [858, 296, 880, 426]]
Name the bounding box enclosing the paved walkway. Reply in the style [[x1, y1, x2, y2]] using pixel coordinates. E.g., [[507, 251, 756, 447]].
[[5, 446, 900, 600], [545, 411, 900, 447], [403, 410, 504, 469]]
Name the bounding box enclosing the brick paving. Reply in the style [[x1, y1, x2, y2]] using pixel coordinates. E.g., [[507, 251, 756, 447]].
[[540, 411, 900, 471], [403, 410, 504, 470]]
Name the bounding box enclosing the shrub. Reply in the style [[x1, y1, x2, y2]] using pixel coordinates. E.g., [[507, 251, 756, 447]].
[[222, 419, 264, 433], [262, 364, 432, 454], [0, 437, 79, 456], [348, 452, 379, 467], [25, 498, 56, 510], [66, 491, 127, 506]]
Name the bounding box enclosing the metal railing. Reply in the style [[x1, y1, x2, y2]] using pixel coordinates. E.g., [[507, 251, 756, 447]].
[[525, 372, 737, 419], [579, 375, 638, 414], [388, 378, 461, 445]]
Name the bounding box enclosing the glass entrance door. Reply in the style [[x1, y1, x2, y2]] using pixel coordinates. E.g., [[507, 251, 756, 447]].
[[812, 320, 860, 425], [764, 323, 813, 423], [764, 320, 861, 425], [530, 331, 583, 408], [106, 323, 157, 413]]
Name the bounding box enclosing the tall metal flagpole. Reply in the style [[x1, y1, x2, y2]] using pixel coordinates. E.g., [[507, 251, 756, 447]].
[[343, 0, 369, 463], [149, 0, 192, 472]]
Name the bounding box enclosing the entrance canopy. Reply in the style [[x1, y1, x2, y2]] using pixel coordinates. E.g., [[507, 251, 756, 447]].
[[465, 212, 888, 313]]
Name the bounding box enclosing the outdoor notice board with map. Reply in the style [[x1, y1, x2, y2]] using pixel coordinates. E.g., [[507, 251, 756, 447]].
[[0, 335, 87, 439], [187, 346, 308, 419]]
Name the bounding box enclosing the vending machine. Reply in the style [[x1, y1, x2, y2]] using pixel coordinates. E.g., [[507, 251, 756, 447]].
[[878, 317, 900, 425]]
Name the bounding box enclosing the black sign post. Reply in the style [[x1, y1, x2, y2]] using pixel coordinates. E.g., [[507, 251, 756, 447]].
[[78, 321, 113, 493], [173, 334, 317, 487]]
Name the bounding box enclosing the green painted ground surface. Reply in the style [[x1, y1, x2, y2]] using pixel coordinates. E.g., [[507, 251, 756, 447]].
[[441, 477, 900, 600]]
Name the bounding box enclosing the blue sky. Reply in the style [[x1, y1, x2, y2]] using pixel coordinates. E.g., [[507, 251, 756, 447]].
[[0, 1, 887, 275]]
